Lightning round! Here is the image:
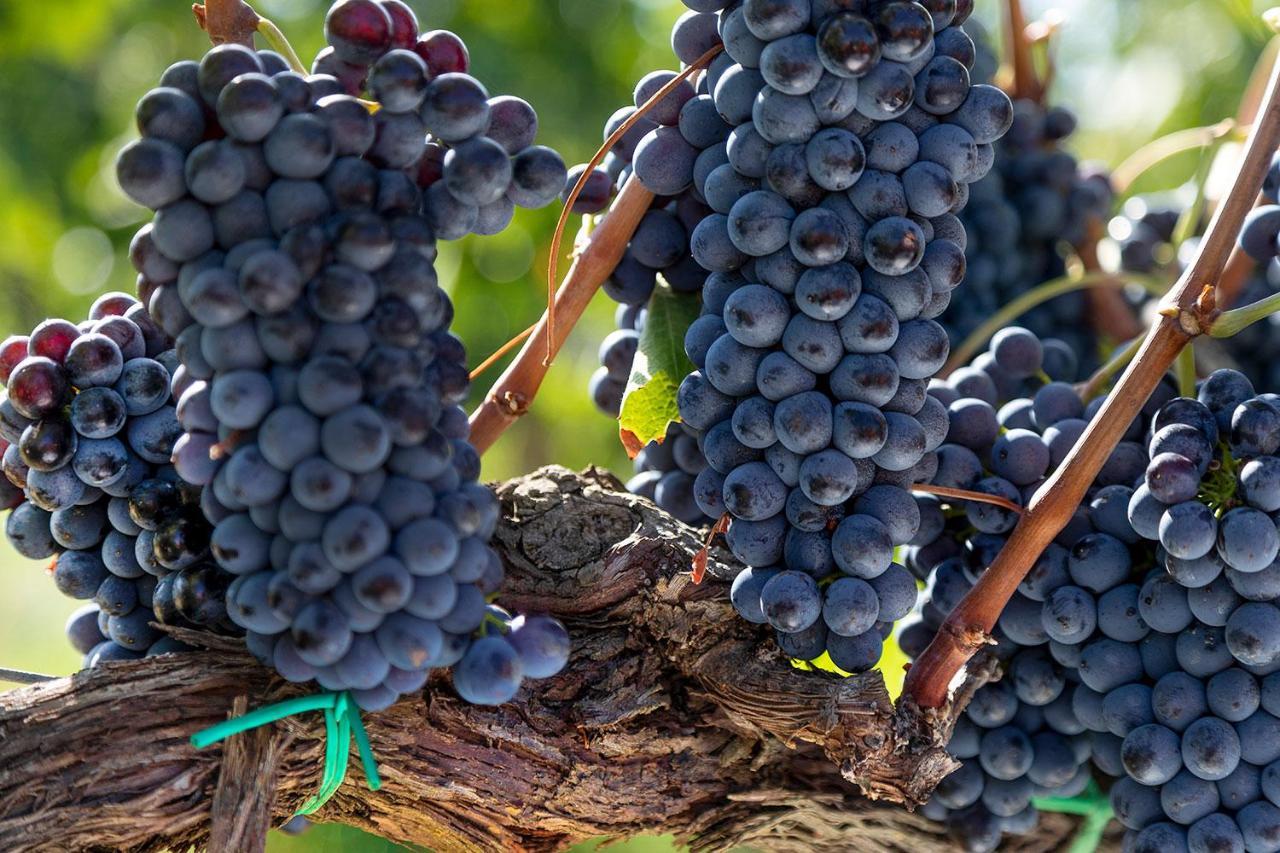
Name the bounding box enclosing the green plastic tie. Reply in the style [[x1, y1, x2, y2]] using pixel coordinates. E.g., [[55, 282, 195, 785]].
[[191, 691, 382, 816], [1033, 781, 1113, 853]]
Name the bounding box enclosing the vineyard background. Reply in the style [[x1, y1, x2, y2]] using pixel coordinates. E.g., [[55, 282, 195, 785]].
[[0, 0, 1272, 849]]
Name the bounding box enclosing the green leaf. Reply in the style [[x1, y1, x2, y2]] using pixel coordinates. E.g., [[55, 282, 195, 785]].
[[617, 280, 700, 454]]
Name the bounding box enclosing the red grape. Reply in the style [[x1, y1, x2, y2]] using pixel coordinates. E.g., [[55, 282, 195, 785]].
[[378, 0, 419, 51], [414, 30, 470, 77], [8, 357, 69, 419], [136, 274, 160, 313], [325, 0, 394, 66], [29, 319, 80, 364], [0, 336, 31, 384], [89, 291, 139, 321], [19, 417, 77, 472]]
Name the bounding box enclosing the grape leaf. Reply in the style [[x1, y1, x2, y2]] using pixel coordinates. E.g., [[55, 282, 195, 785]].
[[617, 281, 700, 457]]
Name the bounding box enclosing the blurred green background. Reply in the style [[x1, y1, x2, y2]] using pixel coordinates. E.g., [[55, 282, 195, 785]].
[[0, 0, 1275, 849]]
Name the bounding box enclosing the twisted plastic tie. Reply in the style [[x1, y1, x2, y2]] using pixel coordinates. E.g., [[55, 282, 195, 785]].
[[1032, 780, 1113, 853], [191, 690, 381, 816]]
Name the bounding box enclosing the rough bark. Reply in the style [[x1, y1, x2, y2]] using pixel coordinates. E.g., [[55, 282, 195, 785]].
[[0, 466, 1079, 852]]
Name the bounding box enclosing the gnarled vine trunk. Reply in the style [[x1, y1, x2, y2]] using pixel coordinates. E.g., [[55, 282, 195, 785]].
[[0, 466, 1082, 851]]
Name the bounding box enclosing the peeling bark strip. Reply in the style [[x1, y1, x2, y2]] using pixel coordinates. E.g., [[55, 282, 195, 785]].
[[209, 695, 283, 853], [0, 467, 1067, 852]]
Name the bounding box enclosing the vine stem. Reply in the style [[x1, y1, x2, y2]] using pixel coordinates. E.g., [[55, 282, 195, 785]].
[[909, 485, 1025, 516], [470, 45, 723, 453], [941, 271, 1165, 377], [1176, 343, 1198, 397], [257, 17, 307, 73], [469, 322, 536, 380], [468, 177, 654, 454], [0, 667, 55, 685], [1077, 216, 1143, 343], [1240, 37, 1280, 127], [903, 54, 1280, 710], [1111, 119, 1244, 196], [1197, 39, 1280, 307], [1210, 287, 1280, 337]]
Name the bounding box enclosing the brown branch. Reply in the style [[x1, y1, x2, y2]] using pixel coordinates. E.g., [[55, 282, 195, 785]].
[[193, 0, 259, 48], [1187, 36, 1280, 310], [904, 54, 1280, 710], [1023, 12, 1063, 95], [1002, 0, 1041, 103], [468, 178, 654, 453], [0, 667, 54, 685], [1075, 334, 1142, 401], [471, 45, 725, 451], [0, 467, 1019, 853]]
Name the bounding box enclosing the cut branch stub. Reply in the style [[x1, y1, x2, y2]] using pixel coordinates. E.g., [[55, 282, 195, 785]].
[[0, 466, 1002, 853], [194, 0, 259, 47]]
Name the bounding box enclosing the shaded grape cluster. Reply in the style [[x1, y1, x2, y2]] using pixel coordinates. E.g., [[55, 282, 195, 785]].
[[0, 293, 231, 665], [941, 26, 1112, 362], [901, 328, 1182, 849], [112, 0, 568, 710], [672, 0, 1013, 670], [626, 421, 715, 525], [912, 611, 1094, 850]]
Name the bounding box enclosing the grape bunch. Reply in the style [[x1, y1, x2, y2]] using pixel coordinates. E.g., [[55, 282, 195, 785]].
[[311, 0, 568, 239], [943, 26, 1113, 362], [113, 2, 569, 709], [998, 371, 1280, 845], [1064, 380, 1280, 852], [1083, 637, 1280, 853], [1102, 192, 1190, 277], [0, 293, 231, 666], [908, 349, 1280, 850], [899, 328, 1186, 850], [1131, 370, 1280, 588], [668, 0, 1013, 669]]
